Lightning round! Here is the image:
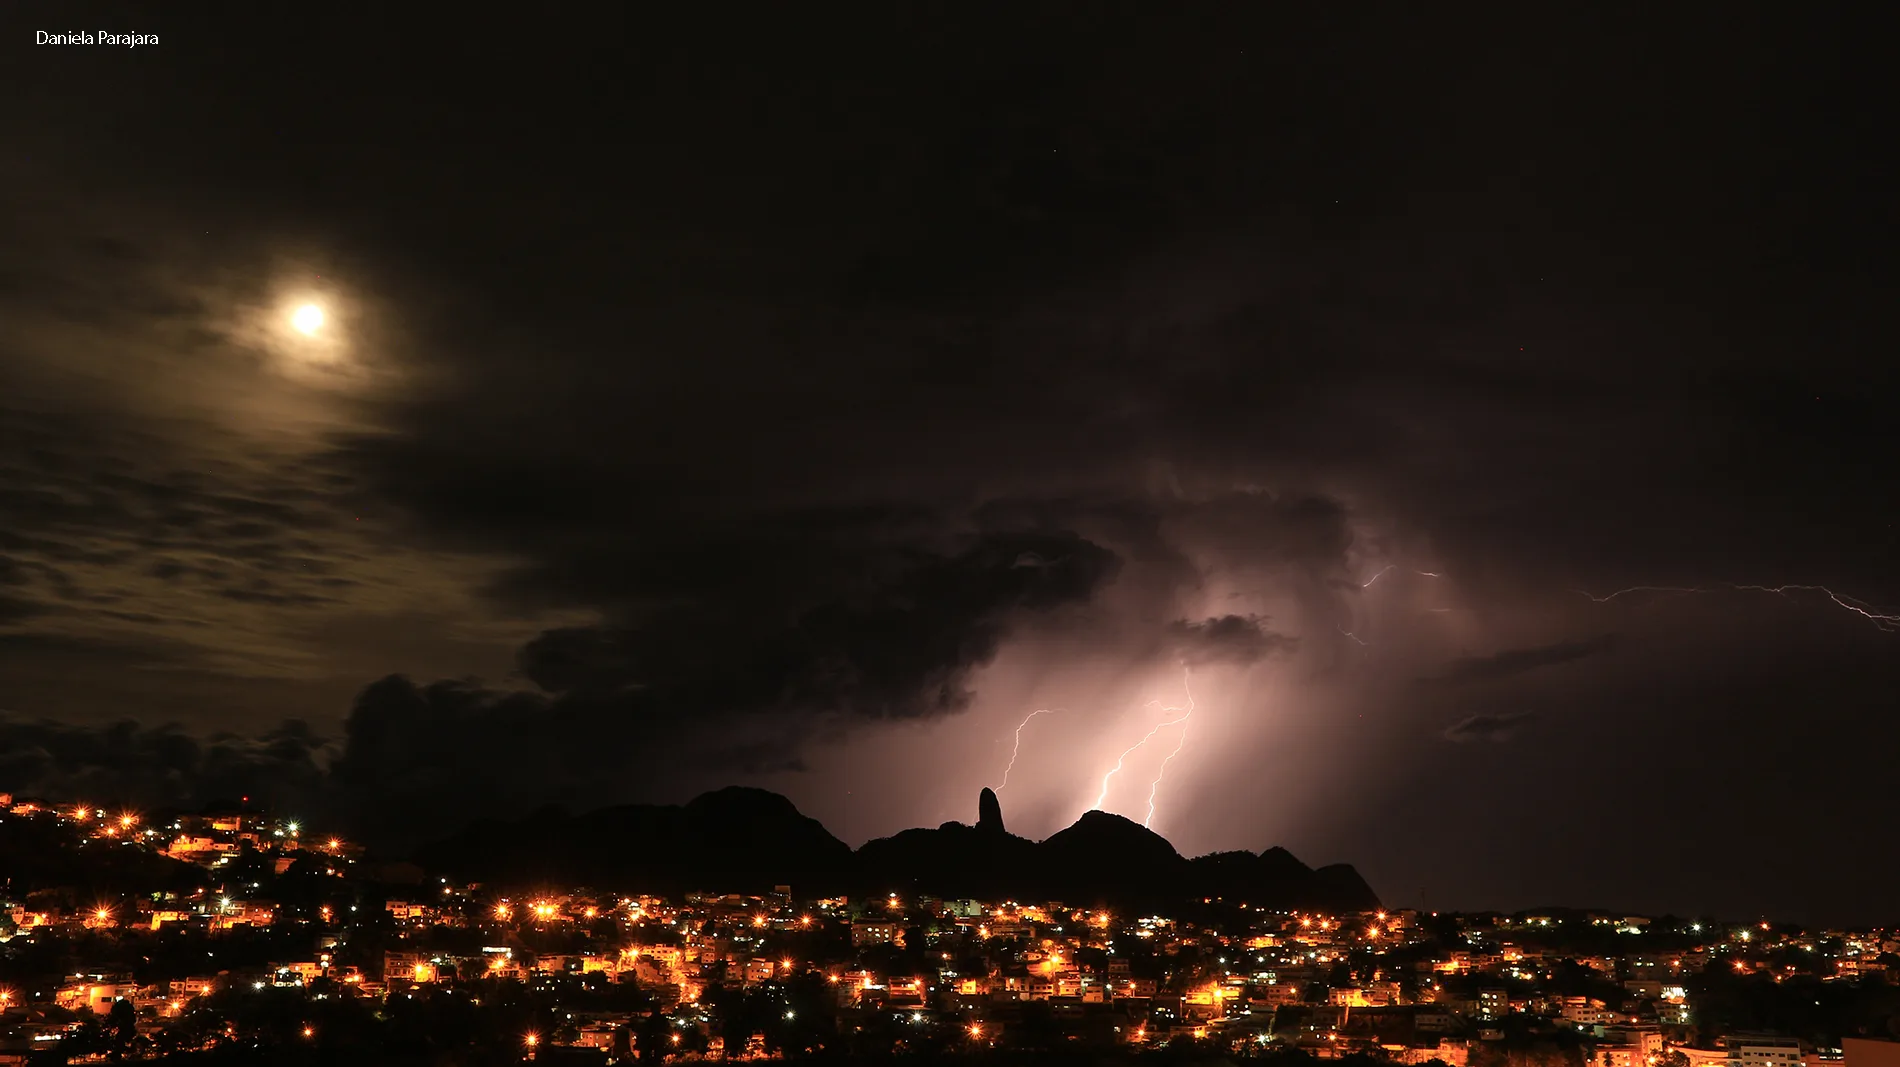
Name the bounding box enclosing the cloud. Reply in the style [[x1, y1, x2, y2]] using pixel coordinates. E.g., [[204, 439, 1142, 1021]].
[[1165, 613, 1299, 666], [4, 9, 1897, 921], [515, 528, 1119, 720], [0, 715, 330, 809], [0, 592, 48, 625], [0, 524, 1120, 846], [1432, 636, 1617, 685], [1443, 710, 1535, 743]]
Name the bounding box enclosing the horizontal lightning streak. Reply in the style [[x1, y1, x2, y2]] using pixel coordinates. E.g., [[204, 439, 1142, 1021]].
[[1362, 565, 1445, 588], [1580, 583, 1900, 633]]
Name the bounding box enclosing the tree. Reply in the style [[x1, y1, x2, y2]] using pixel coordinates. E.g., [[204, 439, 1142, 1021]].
[[108, 997, 139, 1049], [636, 1008, 673, 1062]]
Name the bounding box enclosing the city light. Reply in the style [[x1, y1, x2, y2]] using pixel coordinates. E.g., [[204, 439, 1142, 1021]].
[[5, 767, 1881, 1060]]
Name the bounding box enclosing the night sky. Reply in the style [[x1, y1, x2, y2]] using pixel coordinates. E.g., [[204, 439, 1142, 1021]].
[[2, 5, 1893, 923]]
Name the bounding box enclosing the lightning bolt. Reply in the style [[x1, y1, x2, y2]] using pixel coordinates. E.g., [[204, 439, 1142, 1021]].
[[1360, 565, 1397, 588], [1580, 583, 1900, 633], [1142, 670, 1195, 829], [1094, 683, 1193, 808], [1347, 567, 1445, 639], [1363, 565, 1444, 588], [1090, 668, 1196, 817], [998, 709, 1054, 791]]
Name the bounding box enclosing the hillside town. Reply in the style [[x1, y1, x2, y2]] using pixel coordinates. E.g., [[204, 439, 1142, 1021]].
[[4, 792, 1900, 1066]]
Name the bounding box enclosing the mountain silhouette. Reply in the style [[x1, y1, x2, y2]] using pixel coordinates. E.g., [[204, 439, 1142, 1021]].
[[977, 787, 1006, 833], [417, 787, 1379, 912], [415, 786, 852, 896]]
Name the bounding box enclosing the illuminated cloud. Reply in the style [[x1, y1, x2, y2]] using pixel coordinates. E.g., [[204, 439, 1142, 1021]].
[[1164, 614, 1298, 666]]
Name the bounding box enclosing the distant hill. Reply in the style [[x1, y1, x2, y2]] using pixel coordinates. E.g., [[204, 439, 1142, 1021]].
[[414, 786, 853, 896], [416, 787, 1380, 913], [0, 812, 210, 902]]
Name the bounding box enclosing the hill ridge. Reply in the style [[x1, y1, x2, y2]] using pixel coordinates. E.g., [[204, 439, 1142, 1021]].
[[415, 787, 1379, 912]]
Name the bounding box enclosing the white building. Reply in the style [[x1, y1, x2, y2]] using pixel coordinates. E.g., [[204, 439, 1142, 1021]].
[[1728, 1035, 1805, 1067]]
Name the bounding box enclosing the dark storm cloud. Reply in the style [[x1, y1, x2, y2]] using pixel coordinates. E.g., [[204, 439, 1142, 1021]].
[[515, 529, 1118, 719], [1432, 636, 1618, 685], [1165, 614, 1299, 666], [1443, 711, 1535, 744], [3, 2, 1896, 919], [0, 715, 328, 808], [5, 526, 1120, 844]]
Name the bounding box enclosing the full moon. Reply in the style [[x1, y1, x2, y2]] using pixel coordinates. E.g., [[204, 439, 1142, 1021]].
[[291, 304, 325, 335]]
